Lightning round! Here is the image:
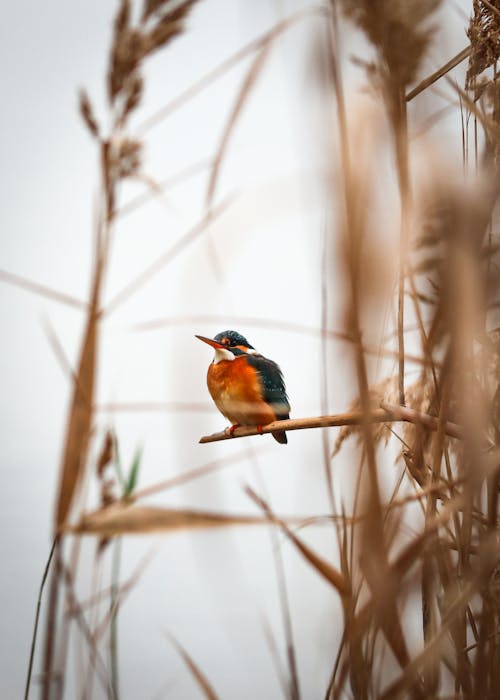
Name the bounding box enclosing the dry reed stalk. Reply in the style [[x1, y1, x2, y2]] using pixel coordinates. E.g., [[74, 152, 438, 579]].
[[406, 46, 472, 102], [41, 236, 103, 700], [331, 490, 468, 698], [320, 219, 338, 519], [339, 0, 441, 410], [288, 4, 500, 697], [39, 1, 208, 696], [323, 3, 500, 698], [270, 514, 302, 700], [328, 7, 398, 695]]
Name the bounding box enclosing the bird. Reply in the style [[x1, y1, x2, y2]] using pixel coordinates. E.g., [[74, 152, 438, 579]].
[[196, 330, 290, 444]]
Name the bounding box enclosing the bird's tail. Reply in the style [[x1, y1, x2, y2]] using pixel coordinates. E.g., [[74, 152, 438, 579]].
[[272, 430, 287, 444]]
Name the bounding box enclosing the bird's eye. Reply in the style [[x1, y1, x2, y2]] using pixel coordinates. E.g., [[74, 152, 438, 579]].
[[221, 337, 230, 346]]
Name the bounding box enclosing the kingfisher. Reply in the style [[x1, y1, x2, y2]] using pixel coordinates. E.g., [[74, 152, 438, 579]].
[[196, 330, 290, 444]]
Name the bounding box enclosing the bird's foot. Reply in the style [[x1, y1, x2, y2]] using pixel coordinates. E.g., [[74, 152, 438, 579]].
[[256, 425, 263, 435], [226, 424, 240, 437]]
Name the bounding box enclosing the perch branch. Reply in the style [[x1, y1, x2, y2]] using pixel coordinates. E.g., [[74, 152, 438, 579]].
[[199, 403, 463, 443]]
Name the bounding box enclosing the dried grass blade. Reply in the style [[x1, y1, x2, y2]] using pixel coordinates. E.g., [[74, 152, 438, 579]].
[[133, 313, 435, 366], [96, 401, 213, 412], [59, 557, 117, 698], [380, 581, 477, 700], [70, 546, 157, 614], [55, 261, 102, 527], [206, 42, 272, 209], [136, 6, 324, 135], [359, 511, 411, 670], [42, 318, 91, 408], [91, 547, 158, 644], [391, 493, 465, 579], [132, 313, 352, 341], [167, 633, 220, 700], [0, 268, 87, 309], [246, 487, 351, 597], [104, 195, 235, 315], [116, 156, 214, 219], [131, 447, 264, 501], [340, 493, 466, 695], [65, 504, 285, 536]]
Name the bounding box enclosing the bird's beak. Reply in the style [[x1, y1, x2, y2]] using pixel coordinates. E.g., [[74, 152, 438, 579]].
[[195, 334, 226, 349]]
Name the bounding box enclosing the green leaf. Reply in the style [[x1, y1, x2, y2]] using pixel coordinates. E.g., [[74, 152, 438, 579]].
[[111, 430, 126, 490], [124, 446, 142, 497]]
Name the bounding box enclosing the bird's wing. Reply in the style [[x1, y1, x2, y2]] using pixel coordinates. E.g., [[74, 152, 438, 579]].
[[245, 354, 290, 420]]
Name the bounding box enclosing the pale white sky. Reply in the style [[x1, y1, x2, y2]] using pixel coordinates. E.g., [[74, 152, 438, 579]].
[[0, 1, 471, 698]]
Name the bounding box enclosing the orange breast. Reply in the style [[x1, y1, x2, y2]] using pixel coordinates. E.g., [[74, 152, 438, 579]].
[[207, 357, 276, 427]]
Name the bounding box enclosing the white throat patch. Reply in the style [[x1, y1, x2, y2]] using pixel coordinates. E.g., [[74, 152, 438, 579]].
[[213, 348, 236, 364]]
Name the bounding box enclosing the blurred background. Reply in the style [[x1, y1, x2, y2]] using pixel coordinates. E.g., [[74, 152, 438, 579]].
[[0, 1, 474, 697]]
